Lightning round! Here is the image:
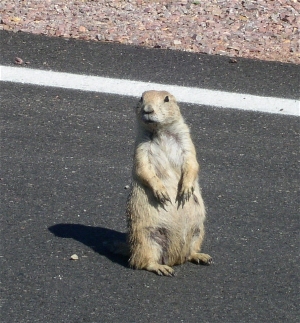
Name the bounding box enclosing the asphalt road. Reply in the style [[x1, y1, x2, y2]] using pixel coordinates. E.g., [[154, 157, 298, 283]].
[[1, 31, 299, 323]]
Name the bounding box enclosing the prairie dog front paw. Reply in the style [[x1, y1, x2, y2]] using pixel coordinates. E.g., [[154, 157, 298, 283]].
[[153, 185, 172, 205]]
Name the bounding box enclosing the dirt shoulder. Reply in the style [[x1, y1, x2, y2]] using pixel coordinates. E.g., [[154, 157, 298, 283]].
[[0, 0, 299, 64]]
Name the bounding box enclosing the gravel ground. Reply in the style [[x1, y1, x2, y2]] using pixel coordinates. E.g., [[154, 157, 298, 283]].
[[0, 0, 299, 64]]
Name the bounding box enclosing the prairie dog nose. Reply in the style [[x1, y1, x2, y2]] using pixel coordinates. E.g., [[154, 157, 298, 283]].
[[143, 104, 154, 114]]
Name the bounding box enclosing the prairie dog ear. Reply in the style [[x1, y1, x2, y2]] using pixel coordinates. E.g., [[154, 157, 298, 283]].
[[164, 96, 169, 102]]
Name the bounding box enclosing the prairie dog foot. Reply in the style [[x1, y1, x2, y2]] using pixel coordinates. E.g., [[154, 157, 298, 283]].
[[178, 185, 194, 203], [153, 185, 172, 205], [189, 253, 213, 265], [145, 263, 175, 276]]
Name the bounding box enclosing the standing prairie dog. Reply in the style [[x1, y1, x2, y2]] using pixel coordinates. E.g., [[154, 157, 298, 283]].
[[126, 90, 212, 276]]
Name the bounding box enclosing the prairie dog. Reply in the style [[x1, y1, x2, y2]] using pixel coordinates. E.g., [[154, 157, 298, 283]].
[[126, 90, 212, 276]]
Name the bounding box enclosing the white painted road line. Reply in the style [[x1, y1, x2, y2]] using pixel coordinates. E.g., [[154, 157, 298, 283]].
[[1, 65, 299, 116]]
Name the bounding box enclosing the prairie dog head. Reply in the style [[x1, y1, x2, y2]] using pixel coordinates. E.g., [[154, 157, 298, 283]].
[[136, 90, 182, 130]]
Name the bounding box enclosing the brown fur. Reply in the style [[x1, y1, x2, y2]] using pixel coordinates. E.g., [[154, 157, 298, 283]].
[[126, 90, 212, 276]]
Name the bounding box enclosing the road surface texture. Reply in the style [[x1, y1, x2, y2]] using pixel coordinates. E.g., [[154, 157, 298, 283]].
[[1, 31, 299, 323]]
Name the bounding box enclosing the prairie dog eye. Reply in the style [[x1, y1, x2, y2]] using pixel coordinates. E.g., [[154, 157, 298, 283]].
[[164, 96, 169, 102]]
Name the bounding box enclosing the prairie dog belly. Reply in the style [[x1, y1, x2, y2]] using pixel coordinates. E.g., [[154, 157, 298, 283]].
[[131, 130, 204, 223], [148, 133, 183, 196]]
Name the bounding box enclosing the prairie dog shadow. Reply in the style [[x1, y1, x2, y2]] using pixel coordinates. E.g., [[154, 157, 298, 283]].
[[48, 223, 128, 267]]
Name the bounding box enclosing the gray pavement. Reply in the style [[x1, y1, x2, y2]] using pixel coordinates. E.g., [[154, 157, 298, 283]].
[[1, 31, 299, 323]]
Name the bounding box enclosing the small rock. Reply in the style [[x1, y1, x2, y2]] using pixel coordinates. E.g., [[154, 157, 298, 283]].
[[173, 39, 182, 45], [14, 57, 24, 65], [212, 8, 222, 16], [78, 25, 87, 33], [227, 44, 240, 51], [11, 16, 22, 23], [96, 34, 104, 41], [239, 15, 248, 21], [70, 254, 79, 260]]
